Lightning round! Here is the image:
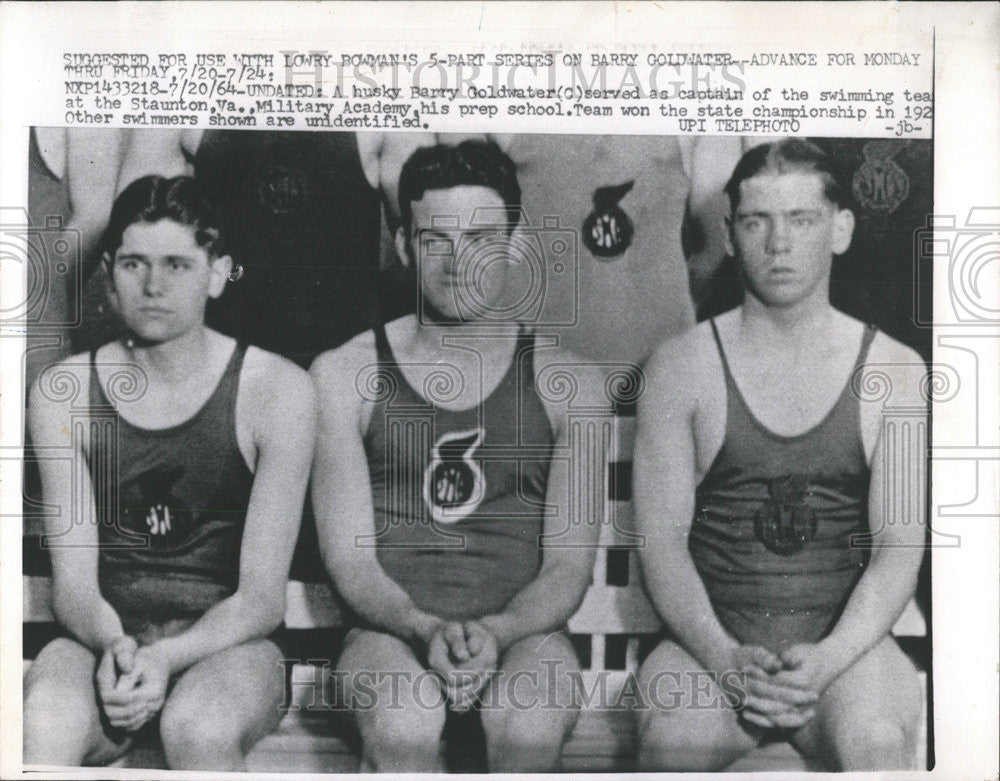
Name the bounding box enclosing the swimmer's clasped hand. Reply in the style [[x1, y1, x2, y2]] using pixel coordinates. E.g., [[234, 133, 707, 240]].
[[427, 620, 499, 711], [95, 637, 170, 733]]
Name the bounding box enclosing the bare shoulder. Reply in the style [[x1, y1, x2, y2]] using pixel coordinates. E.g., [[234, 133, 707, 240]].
[[309, 329, 378, 390], [645, 320, 720, 396], [867, 329, 925, 366], [28, 352, 95, 450], [28, 352, 92, 411], [532, 342, 613, 413], [861, 329, 928, 408], [241, 346, 316, 419], [309, 329, 386, 436], [532, 342, 607, 385]]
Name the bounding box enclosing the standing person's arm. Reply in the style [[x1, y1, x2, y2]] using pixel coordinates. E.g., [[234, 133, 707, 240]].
[[680, 136, 743, 308], [634, 335, 815, 727], [375, 132, 437, 232], [64, 128, 125, 274], [115, 129, 202, 193], [310, 338, 443, 648]]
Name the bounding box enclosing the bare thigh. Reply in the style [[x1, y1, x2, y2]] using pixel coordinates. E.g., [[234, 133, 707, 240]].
[[636, 640, 760, 772], [159, 638, 285, 768], [337, 628, 447, 772], [23, 637, 132, 766], [480, 631, 580, 772], [791, 635, 922, 770]]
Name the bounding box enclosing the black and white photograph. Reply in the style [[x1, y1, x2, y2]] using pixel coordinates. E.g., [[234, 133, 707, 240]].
[[17, 126, 934, 774], [1, 3, 997, 779]]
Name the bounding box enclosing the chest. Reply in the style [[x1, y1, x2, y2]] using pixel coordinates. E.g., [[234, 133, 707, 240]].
[[726, 344, 857, 437], [390, 346, 518, 413], [110, 381, 213, 429]]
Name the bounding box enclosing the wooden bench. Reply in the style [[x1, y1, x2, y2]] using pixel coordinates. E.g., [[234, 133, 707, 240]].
[[21, 402, 930, 772]]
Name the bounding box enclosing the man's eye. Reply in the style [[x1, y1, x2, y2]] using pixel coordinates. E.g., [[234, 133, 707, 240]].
[[168, 260, 190, 271], [119, 260, 139, 270], [741, 218, 763, 231], [791, 216, 815, 228]]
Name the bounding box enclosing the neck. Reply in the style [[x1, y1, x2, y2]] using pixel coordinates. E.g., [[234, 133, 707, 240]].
[[413, 299, 521, 349], [741, 286, 834, 338], [409, 316, 520, 357], [123, 327, 211, 384]]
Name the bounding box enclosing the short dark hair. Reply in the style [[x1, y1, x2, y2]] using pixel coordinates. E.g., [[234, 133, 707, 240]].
[[102, 175, 225, 260], [397, 140, 521, 233], [724, 139, 848, 212]]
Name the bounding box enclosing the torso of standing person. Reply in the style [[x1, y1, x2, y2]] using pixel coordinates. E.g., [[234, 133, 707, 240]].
[[377, 133, 698, 366], [193, 130, 383, 367], [505, 134, 695, 365]]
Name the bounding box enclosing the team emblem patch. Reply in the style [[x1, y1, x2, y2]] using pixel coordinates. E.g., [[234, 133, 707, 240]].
[[254, 164, 308, 216], [753, 474, 818, 555], [423, 428, 486, 524], [583, 181, 635, 259], [852, 140, 910, 215], [125, 465, 189, 548]]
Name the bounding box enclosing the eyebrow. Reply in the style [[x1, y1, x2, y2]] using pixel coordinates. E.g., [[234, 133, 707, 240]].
[[113, 253, 199, 263], [735, 208, 824, 219]]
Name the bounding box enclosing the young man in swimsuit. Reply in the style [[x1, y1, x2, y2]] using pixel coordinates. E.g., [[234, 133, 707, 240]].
[[311, 140, 609, 772], [23, 176, 316, 770], [634, 139, 926, 771]]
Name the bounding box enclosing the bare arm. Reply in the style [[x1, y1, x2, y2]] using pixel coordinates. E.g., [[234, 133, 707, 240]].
[[681, 136, 743, 308], [28, 360, 126, 652], [634, 337, 741, 672], [814, 343, 927, 675], [115, 129, 197, 194], [149, 360, 316, 675], [376, 132, 437, 232], [310, 342, 442, 648], [64, 128, 125, 276], [478, 357, 608, 652]]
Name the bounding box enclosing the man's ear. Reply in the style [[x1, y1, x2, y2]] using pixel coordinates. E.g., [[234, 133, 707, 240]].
[[208, 254, 233, 299], [101, 252, 117, 297], [394, 226, 412, 268], [831, 207, 855, 255], [723, 214, 736, 258], [101, 252, 115, 284], [102, 253, 120, 311]]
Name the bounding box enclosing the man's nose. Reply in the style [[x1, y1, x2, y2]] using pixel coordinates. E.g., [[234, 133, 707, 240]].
[[143, 265, 167, 295], [766, 218, 791, 254]]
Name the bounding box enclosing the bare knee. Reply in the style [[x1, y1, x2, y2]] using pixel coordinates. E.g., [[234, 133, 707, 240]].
[[830, 718, 915, 771], [25, 638, 95, 692], [484, 708, 572, 772], [357, 700, 446, 772], [637, 643, 754, 772], [160, 701, 245, 770], [639, 706, 751, 772], [340, 632, 446, 771], [482, 633, 579, 772], [24, 639, 100, 764]]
